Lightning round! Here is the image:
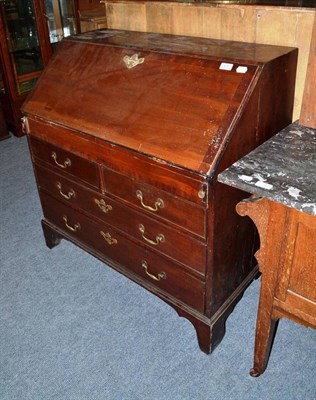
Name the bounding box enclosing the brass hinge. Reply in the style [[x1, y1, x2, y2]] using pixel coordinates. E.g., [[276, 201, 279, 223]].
[[198, 184, 208, 203], [21, 116, 30, 134]]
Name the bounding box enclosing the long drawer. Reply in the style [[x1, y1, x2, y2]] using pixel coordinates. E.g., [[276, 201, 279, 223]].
[[35, 164, 207, 276], [40, 191, 205, 312], [103, 167, 207, 238]]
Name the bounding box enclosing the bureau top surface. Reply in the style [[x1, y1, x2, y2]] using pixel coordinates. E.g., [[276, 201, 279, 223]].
[[218, 122, 316, 216], [65, 29, 295, 64], [22, 29, 295, 175]]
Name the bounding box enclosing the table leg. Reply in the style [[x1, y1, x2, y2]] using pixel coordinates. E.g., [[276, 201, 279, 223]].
[[250, 283, 279, 376]]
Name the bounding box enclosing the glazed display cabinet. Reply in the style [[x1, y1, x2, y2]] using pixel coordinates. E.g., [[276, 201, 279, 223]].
[[0, 0, 79, 136], [44, 0, 79, 45]]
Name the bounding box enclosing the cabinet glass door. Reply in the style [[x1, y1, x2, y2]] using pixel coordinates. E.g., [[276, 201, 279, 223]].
[[0, 0, 43, 95], [44, 0, 77, 44]]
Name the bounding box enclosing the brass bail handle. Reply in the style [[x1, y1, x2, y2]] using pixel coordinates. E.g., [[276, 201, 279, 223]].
[[51, 151, 71, 169], [123, 54, 145, 69], [138, 224, 165, 246], [141, 260, 166, 282], [57, 182, 75, 200], [63, 215, 80, 232], [136, 190, 164, 212]]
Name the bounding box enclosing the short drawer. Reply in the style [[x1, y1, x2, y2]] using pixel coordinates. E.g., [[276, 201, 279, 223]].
[[29, 136, 100, 189], [103, 168, 207, 238], [35, 165, 207, 276], [40, 192, 205, 312]]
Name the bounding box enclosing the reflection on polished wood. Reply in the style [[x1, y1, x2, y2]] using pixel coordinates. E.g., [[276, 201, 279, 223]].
[[77, 0, 107, 32]]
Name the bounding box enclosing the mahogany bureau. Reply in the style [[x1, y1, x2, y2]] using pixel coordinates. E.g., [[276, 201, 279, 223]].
[[22, 29, 297, 354]]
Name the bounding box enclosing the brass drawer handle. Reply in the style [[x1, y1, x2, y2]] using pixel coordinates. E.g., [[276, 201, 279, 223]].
[[136, 190, 164, 212], [100, 231, 118, 245], [63, 215, 80, 232], [57, 182, 75, 200], [123, 54, 144, 69], [94, 198, 112, 213], [138, 224, 165, 246], [51, 151, 71, 169], [141, 260, 166, 281]]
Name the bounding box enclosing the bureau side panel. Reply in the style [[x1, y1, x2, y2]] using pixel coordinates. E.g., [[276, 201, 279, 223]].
[[207, 49, 298, 316]]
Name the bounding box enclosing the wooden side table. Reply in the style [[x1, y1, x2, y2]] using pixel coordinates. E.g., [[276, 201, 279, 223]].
[[218, 122, 316, 376], [237, 196, 315, 376]]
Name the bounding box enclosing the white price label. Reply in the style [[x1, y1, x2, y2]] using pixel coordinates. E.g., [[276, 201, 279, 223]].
[[219, 63, 234, 71], [236, 66, 248, 74]]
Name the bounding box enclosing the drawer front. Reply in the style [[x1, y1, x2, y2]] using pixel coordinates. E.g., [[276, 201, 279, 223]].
[[29, 136, 100, 189], [27, 117, 209, 205], [40, 192, 205, 312], [35, 165, 207, 275], [103, 168, 206, 238]]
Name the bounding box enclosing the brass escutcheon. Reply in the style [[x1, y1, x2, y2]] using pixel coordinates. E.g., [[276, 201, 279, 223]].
[[94, 198, 112, 213], [123, 54, 145, 69], [100, 231, 118, 245]]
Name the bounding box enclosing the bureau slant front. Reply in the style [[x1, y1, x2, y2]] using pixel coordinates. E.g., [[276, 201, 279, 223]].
[[22, 29, 297, 354]]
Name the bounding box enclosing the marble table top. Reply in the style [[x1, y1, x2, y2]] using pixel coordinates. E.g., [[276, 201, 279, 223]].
[[217, 122, 316, 216]]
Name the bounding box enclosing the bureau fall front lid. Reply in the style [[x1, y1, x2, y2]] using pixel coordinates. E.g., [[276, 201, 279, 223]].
[[22, 29, 296, 175]]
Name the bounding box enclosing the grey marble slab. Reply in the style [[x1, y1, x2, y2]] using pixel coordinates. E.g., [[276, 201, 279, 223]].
[[217, 122, 316, 215]]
